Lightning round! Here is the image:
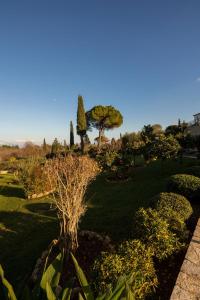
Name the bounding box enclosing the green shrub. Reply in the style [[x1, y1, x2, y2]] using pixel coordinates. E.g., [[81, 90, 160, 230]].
[[18, 157, 50, 198], [134, 208, 182, 260], [92, 240, 157, 299], [167, 174, 200, 199], [96, 150, 119, 169], [152, 192, 192, 241], [152, 192, 193, 221], [185, 166, 200, 178]]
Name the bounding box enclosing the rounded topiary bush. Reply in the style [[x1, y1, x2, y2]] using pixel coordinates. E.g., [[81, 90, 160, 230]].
[[185, 166, 200, 178], [152, 192, 193, 221], [134, 208, 182, 260], [167, 174, 200, 200], [92, 239, 157, 299]]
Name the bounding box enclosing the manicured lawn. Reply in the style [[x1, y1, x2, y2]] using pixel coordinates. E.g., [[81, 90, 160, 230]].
[[0, 158, 199, 290]]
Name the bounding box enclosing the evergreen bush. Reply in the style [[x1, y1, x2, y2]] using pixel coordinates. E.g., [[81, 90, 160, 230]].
[[92, 239, 157, 299], [134, 208, 182, 260], [167, 174, 200, 199]]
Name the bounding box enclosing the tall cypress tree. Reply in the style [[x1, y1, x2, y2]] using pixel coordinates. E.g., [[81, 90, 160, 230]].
[[77, 95, 87, 153], [70, 121, 74, 148], [43, 138, 47, 153]]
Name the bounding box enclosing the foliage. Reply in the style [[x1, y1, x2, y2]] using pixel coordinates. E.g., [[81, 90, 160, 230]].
[[51, 138, 61, 154], [17, 157, 49, 198], [152, 192, 192, 222], [70, 121, 75, 148], [151, 192, 192, 240], [134, 208, 182, 260], [43, 138, 47, 153], [45, 155, 100, 250], [165, 125, 181, 136], [0, 252, 137, 300], [148, 135, 181, 161], [93, 239, 157, 299], [77, 95, 87, 153], [87, 106, 123, 148], [167, 174, 200, 199], [96, 150, 119, 169], [141, 124, 163, 144]]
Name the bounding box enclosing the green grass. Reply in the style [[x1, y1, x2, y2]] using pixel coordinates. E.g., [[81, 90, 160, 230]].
[[0, 158, 199, 289]]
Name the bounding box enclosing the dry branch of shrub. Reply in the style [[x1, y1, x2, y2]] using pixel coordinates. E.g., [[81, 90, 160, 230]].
[[45, 155, 100, 251]]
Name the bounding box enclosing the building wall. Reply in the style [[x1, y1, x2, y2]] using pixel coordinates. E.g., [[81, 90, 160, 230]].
[[186, 125, 200, 136]]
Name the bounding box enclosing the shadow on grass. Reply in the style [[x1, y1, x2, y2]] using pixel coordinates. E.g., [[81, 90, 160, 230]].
[[0, 185, 25, 198], [0, 211, 59, 291], [25, 203, 56, 217]]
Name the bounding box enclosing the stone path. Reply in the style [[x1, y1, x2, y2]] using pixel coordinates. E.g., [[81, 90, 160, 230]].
[[170, 218, 200, 299]]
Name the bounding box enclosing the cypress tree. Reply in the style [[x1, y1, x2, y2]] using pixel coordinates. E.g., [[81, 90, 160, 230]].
[[77, 95, 87, 153], [70, 121, 74, 148], [43, 138, 47, 153]]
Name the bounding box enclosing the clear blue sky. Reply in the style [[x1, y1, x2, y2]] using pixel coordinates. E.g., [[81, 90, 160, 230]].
[[0, 0, 200, 145]]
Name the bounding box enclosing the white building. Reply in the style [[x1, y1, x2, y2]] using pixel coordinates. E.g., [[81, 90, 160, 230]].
[[186, 113, 200, 136]]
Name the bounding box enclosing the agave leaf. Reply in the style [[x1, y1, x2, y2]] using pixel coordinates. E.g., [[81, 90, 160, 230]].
[[0, 265, 17, 300], [40, 253, 63, 291], [96, 293, 107, 300], [46, 282, 56, 300], [61, 287, 72, 300], [106, 277, 126, 300], [71, 253, 94, 300], [124, 283, 135, 300], [78, 293, 85, 300]]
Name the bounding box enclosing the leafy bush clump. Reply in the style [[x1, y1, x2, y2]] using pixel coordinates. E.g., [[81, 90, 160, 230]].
[[152, 192, 192, 241], [167, 174, 200, 199], [18, 157, 50, 198], [96, 150, 119, 169], [185, 166, 200, 178], [92, 240, 157, 299], [134, 208, 182, 260], [152, 192, 193, 222]]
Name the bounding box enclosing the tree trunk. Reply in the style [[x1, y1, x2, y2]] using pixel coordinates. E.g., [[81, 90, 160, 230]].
[[98, 128, 103, 150], [80, 135, 84, 154]]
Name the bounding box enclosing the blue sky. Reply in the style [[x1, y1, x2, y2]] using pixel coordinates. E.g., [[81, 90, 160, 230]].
[[0, 0, 200, 145]]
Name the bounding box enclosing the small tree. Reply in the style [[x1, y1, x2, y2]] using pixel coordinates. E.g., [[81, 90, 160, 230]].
[[141, 124, 163, 145], [77, 95, 87, 153], [45, 155, 100, 252], [51, 138, 61, 154], [87, 105, 123, 149], [149, 135, 181, 161], [70, 121, 74, 149]]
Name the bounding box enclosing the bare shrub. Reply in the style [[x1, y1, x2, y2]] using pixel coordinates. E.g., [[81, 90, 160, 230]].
[[45, 155, 100, 251]]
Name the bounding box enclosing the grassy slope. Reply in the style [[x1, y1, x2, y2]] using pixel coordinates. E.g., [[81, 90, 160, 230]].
[[0, 158, 198, 288]]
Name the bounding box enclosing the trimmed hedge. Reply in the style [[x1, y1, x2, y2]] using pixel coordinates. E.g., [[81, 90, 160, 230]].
[[167, 174, 200, 200], [134, 208, 182, 260], [152, 192, 193, 221]]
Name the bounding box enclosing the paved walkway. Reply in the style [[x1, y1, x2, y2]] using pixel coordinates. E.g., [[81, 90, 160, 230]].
[[170, 218, 200, 299]]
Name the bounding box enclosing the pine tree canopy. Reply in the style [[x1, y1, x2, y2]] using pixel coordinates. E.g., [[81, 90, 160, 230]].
[[87, 105, 123, 131], [77, 95, 87, 136]]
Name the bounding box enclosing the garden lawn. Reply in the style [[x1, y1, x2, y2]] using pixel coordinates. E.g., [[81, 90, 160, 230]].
[[0, 158, 199, 290]]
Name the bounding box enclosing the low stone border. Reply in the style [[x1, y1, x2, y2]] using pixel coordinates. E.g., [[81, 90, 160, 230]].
[[27, 189, 55, 199], [0, 170, 9, 175], [170, 218, 200, 300]]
